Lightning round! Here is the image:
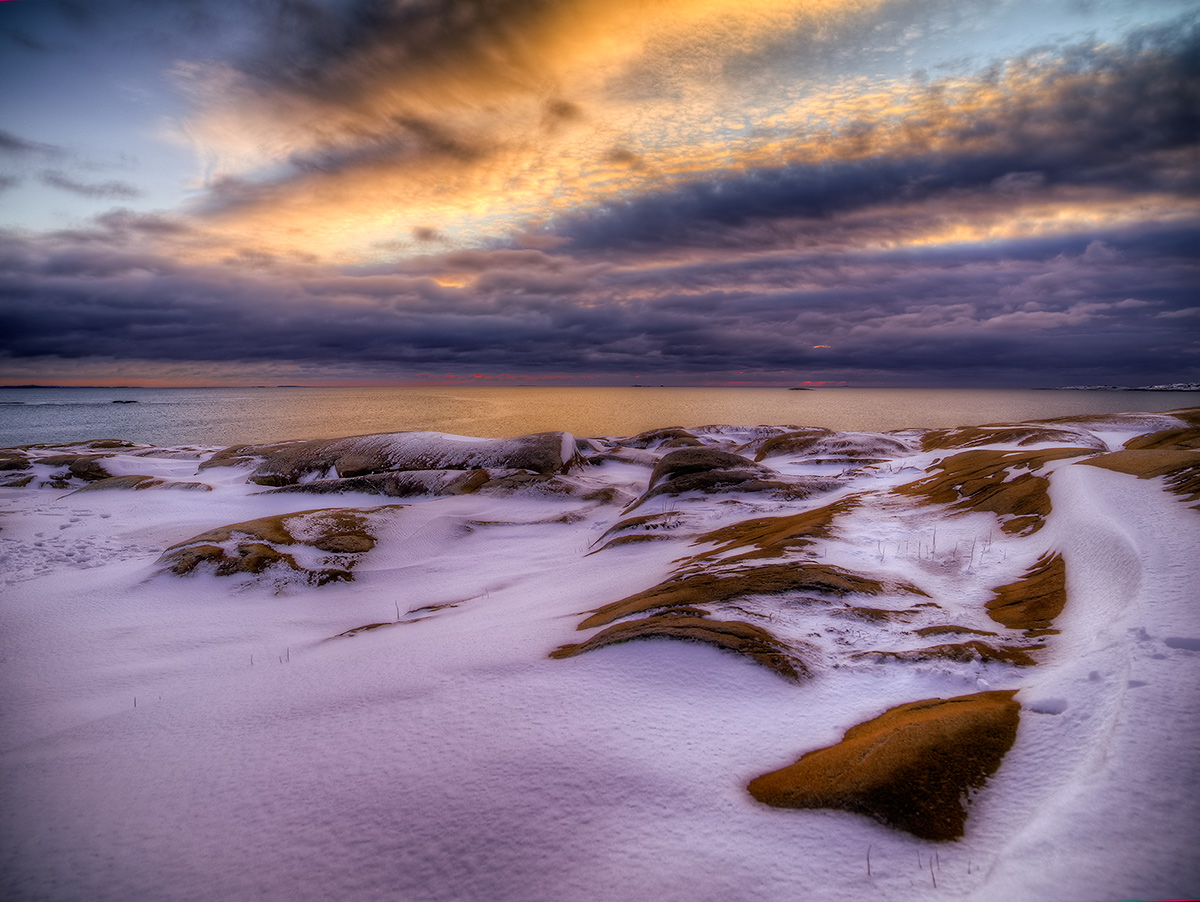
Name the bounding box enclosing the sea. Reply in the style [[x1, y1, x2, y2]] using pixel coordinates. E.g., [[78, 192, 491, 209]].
[[1, 385, 1197, 448]]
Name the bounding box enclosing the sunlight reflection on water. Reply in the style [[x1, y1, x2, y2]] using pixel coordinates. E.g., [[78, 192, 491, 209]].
[[1, 386, 1195, 447]]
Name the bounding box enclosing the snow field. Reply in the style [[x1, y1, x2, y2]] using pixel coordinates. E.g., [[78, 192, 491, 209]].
[[1, 413, 1198, 901]]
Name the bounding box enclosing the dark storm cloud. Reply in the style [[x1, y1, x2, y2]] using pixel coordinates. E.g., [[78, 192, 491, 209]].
[[554, 23, 1200, 251], [232, 0, 562, 101], [2, 215, 1196, 385], [40, 170, 142, 200]]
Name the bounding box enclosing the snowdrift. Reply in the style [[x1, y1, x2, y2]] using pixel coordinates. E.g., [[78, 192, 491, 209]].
[[1, 412, 1198, 901]]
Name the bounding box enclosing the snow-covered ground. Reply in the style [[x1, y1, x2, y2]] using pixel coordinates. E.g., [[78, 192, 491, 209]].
[[1, 413, 1197, 901]]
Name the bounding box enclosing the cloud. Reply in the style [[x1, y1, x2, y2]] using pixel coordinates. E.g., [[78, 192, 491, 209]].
[[0, 129, 63, 157], [550, 22, 1200, 252], [154, 9, 1200, 267], [40, 170, 142, 199], [161, 0, 890, 260], [3, 212, 1196, 386]]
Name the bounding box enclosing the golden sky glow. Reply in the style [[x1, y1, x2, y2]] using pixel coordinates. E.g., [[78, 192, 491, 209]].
[[160, 5, 1195, 276], [2, 0, 1196, 387]]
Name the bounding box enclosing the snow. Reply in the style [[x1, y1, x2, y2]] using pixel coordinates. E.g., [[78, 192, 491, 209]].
[[1, 416, 1198, 901]]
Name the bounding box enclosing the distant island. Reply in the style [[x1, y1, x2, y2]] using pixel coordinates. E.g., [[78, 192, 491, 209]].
[[1048, 382, 1200, 391]]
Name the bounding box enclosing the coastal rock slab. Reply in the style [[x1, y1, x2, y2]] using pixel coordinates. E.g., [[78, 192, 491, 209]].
[[747, 691, 1021, 841], [200, 431, 580, 486], [551, 613, 807, 682], [158, 507, 390, 585], [986, 552, 1067, 633]]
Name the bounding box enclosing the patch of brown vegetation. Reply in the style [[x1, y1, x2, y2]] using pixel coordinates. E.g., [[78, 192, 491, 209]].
[[685, 497, 858, 565], [895, 448, 1096, 534], [551, 614, 806, 681], [1079, 449, 1200, 504], [985, 553, 1067, 632], [579, 562, 926, 630], [859, 641, 1038, 667], [746, 690, 1021, 841], [920, 424, 1103, 452], [330, 621, 394, 639]]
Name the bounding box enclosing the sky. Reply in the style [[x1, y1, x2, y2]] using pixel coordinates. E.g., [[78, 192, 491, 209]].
[[0, 0, 1197, 388]]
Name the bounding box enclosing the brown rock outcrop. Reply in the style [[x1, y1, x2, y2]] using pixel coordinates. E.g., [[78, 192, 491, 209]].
[[895, 448, 1095, 535], [747, 690, 1020, 841], [986, 553, 1067, 633], [1079, 449, 1200, 505], [579, 562, 926, 630], [551, 613, 806, 682], [158, 508, 382, 584]]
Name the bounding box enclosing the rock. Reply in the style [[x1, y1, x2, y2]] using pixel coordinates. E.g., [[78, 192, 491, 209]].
[[266, 469, 490, 497], [624, 427, 703, 449], [685, 497, 859, 565], [201, 431, 579, 486], [0, 454, 31, 471], [894, 448, 1096, 535], [158, 508, 384, 585], [755, 430, 913, 463], [747, 690, 1021, 841], [1079, 449, 1200, 505], [579, 561, 926, 630], [67, 457, 112, 482], [69, 475, 212, 493], [648, 447, 762, 487], [858, 641, 1038, 667], [986, 553, 1067, 633], [551, 613, 807, 682], [921, 424, 1105, 452]]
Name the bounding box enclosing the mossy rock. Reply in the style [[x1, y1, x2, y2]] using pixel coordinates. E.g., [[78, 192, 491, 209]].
[[747, 690, 1020, 841]]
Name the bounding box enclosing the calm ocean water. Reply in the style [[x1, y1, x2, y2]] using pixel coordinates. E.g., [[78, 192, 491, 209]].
[[1, 386, 1197, 448]]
